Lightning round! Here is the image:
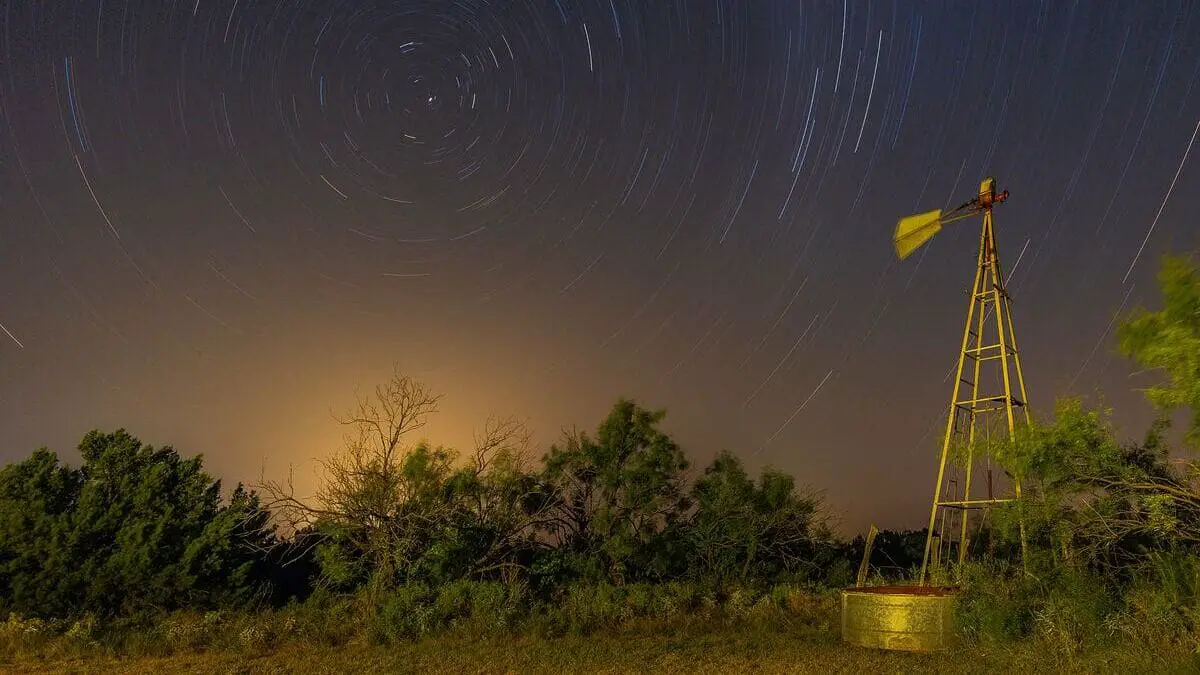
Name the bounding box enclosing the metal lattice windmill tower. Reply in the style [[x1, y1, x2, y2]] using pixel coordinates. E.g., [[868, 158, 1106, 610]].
[[893, 177, 1032, 585]]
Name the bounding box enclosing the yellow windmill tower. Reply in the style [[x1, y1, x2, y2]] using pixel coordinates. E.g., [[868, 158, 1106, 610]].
[[894, 177, 1031, 584]]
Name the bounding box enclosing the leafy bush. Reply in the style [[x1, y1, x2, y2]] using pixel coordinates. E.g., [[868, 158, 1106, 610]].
[[956, 562, 1039, 645], [1033, 572, 1120, 656], [0, 431, 278, 620]]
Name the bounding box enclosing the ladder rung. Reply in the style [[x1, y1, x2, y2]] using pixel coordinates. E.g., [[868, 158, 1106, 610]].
[[938, 498, 1015, 507], [967, 343, 1003, 353], [955, 395, 1010, 405], [964, 405, 1013, 414], [954, 395, 1024, 405], [965, 345, 1019, 356]]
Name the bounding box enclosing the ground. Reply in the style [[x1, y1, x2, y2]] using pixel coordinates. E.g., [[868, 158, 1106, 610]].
[[5, 625, 1197, 675]]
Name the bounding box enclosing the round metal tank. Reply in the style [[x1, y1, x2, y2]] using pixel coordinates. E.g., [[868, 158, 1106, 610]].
[[841, 585, 960, 652]]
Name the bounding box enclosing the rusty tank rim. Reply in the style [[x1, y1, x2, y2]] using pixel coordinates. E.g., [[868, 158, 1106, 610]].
[[843, 584, 960, 596]]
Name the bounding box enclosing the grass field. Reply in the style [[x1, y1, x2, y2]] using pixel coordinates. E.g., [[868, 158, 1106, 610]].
[[6, 622, 1198, 675]]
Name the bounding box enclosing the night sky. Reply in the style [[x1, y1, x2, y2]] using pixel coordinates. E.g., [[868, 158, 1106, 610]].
[[1, 1, 1198, 534]]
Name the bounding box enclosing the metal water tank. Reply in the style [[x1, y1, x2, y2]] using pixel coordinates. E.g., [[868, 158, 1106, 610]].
[[841, 585, 959, 652]]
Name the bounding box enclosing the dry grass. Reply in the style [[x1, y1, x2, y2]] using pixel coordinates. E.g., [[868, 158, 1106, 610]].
[[4, 582, 1197, 674], [5, 623, 1197, 675]]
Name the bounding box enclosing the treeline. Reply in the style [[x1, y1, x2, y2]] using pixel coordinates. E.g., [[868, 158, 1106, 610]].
[[2, 252, 1200, 657], [0, 392, 859, 623]]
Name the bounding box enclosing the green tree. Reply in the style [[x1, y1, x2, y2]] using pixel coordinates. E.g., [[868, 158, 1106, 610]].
[[0, 430, 276, 619], [540, 399, 691, 585], [986, 399, 1191, 572], [0, 449, 83, 615], [975, 254, 1200, 574], [1118, 253, 1200, 447], [688, 451, 826, 584]]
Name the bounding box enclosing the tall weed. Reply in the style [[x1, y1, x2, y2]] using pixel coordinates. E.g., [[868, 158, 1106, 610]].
[[956, 560, 1119, 656], [1111, 552, 1200, 649]]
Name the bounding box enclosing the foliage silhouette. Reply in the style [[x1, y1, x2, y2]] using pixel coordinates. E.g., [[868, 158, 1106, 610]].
[[1118, 253, 1200, 448], [0, 430, 276, 619]]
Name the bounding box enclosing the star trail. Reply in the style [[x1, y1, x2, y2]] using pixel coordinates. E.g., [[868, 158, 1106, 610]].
[[1, 1, 1198, 532]]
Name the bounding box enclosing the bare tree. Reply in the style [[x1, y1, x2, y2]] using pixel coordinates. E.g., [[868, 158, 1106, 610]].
[[258, 366, 552, 589], [257, 366, 443, 586], [461, 415, 555, 580]]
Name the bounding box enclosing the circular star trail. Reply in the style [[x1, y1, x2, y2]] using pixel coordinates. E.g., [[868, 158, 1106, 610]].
[[1, 1, 1198, 531]]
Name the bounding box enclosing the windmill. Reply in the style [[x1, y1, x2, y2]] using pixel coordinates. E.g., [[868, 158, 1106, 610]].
[[894, 177, 1031, 584]]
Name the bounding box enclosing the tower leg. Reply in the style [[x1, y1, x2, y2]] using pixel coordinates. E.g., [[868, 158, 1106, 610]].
[[984, 211, 1031, 574], [920, 218, 989, 585]]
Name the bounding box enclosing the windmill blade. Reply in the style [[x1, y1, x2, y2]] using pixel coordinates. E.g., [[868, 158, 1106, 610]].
[[893, 209, 943, 260]]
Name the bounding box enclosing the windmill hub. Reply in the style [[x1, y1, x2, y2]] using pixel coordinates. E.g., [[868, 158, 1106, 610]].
[[977, 177, 1009, 208]]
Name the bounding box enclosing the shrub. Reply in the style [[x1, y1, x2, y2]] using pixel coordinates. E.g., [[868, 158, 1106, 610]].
[[0, 433, 277, 620], [956, 562, 1040, 645], [956, 560, 1121, 656], [1111, 552, 1200, 649], [1033, 571, 1119, 656], [464, 581, 526, 633], [651, 581, 699, 619], [557, 583, 624, 634], [368, 584, 436, 643], [287, 587, 361, 646]]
